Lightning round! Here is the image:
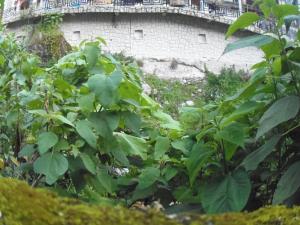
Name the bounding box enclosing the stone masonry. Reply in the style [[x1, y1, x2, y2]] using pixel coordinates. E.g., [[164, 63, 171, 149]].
[[4, 6, 264, 78]]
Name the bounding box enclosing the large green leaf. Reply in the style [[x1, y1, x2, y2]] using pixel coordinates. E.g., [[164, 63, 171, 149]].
[[171, 138, 193, 155], [222, 101, 264, 126], [261, 39, 282, 59], [241, 135, 281, 171], [223, 141, 238, 161], [224, 35, 274, 54], [162, 166, 178, 181], [216, 122, 246, 147], [273, 161, 300, 204], [88, 111, 119, 139], [273, 5, 299, 20], [33, 152, 68, 185], [87, 70, 123, 107], [186, 143, 212, 185], [115, 132, 148, 160], [18, 144, 36, 157], [77, 93, 95, 112], [123, 111, 141, 134], [80, 153, 96, 174], [152, 110, 182, 131], [225, 68, 266, 102], [201, 169, 251, 213], [289, 47, 300, 62], [83, 43, 100, 68], [154, 136, 170, 160], [258, 0, 276, 18], [50, 114, 75, 127], [118, 79, 142, 104], [271, 56, 282, 76], [256, 96, 300, 139], [75, 120, 97, 149], [226, 12, 260, 38], [37, 132, 59, 154], [96, 169, 116, 194], [136, 167, 160, 190]]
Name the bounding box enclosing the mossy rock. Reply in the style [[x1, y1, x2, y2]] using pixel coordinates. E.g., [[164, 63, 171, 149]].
[[0, 178, 177, 225], [0, 178, 300, 225], [27, 29, 71, 64]]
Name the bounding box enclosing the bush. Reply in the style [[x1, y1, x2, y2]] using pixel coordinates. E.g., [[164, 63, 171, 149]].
[[201, 67, 248, 102]]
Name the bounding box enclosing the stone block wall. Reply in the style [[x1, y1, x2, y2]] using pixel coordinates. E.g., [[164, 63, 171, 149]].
[[60, 13, 262, 71], [6, 12, 263, 77]]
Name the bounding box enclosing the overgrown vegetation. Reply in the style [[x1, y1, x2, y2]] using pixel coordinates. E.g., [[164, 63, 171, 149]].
[[144, 67, 247, 117], [0, 0, 300, 219], [144, 75, 202, 116], [201, 67, 248, 102]]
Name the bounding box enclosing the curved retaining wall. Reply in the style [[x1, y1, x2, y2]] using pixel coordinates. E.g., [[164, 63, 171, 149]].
[[5, 11, 263, 77]]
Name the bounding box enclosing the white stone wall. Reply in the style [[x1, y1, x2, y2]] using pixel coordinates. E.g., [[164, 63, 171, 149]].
[[61, 13, 262, 72], [6, 13, 263, 77]]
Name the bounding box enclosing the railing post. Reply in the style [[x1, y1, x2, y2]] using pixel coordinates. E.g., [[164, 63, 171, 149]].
[[200, 0, 204, 11], [238, 0, 242, 15]]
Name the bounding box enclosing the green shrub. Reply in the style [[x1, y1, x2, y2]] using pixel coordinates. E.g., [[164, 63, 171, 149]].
[[1, 0, 300, 215], [144, 67, 247, 117], [201, 67, 248, 102], [144, 74, 203, 117]]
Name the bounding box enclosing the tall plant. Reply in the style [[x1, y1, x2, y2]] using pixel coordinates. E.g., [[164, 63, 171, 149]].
[[181, 0, 300, 213]]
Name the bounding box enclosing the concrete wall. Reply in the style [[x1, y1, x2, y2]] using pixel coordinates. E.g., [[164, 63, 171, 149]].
[[6, 13, 263, 78]]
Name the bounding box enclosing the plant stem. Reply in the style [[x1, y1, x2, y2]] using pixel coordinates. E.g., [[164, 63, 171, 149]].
[[267, 59, 278, 99], [290, 69, 300, 96], [281, 122, 300, 137], [272, 76, 278, 99], [220, 139, 228, 174], [31, 174, 43, 187]]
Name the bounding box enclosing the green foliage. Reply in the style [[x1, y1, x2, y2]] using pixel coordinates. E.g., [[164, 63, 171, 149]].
[[178, 0, 300, 213], [225, 12, 260, 39], [201, 169, 251, 213], [241, 135, 281, 171], [256, 95, 300, 138], [224, 35, 275, 54], [186, 143, 212, 185], [1, 0, 300, 216], [134, 0, 300, 214], [33, 152, 68, 185], [144, 75, 203, 117], [200, 67, 247, 102], [0, 33, 158, 200], [145, 68, 247, 117], [273, 161, 300, 204], [37, 132, 59, 154], [38, 14, 63, 32]]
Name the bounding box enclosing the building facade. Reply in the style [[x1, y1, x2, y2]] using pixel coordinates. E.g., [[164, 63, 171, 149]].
[[2, 0, 269, 77]]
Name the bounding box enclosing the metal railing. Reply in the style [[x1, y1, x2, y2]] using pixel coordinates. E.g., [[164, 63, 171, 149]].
[[2, 0, 246, 21]]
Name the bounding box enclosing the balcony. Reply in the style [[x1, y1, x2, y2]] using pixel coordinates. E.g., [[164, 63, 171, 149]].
[[2, 0, 258, 25]]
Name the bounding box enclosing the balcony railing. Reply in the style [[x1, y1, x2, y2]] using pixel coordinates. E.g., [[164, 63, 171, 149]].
[[4, 0, 288, 35], [2, 0, 248, 22]]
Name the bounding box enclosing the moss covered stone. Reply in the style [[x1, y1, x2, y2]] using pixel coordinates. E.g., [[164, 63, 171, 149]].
[[27, 30, 71, 64], [0, 178, 178, 225], [0, 178, 300, 225]]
